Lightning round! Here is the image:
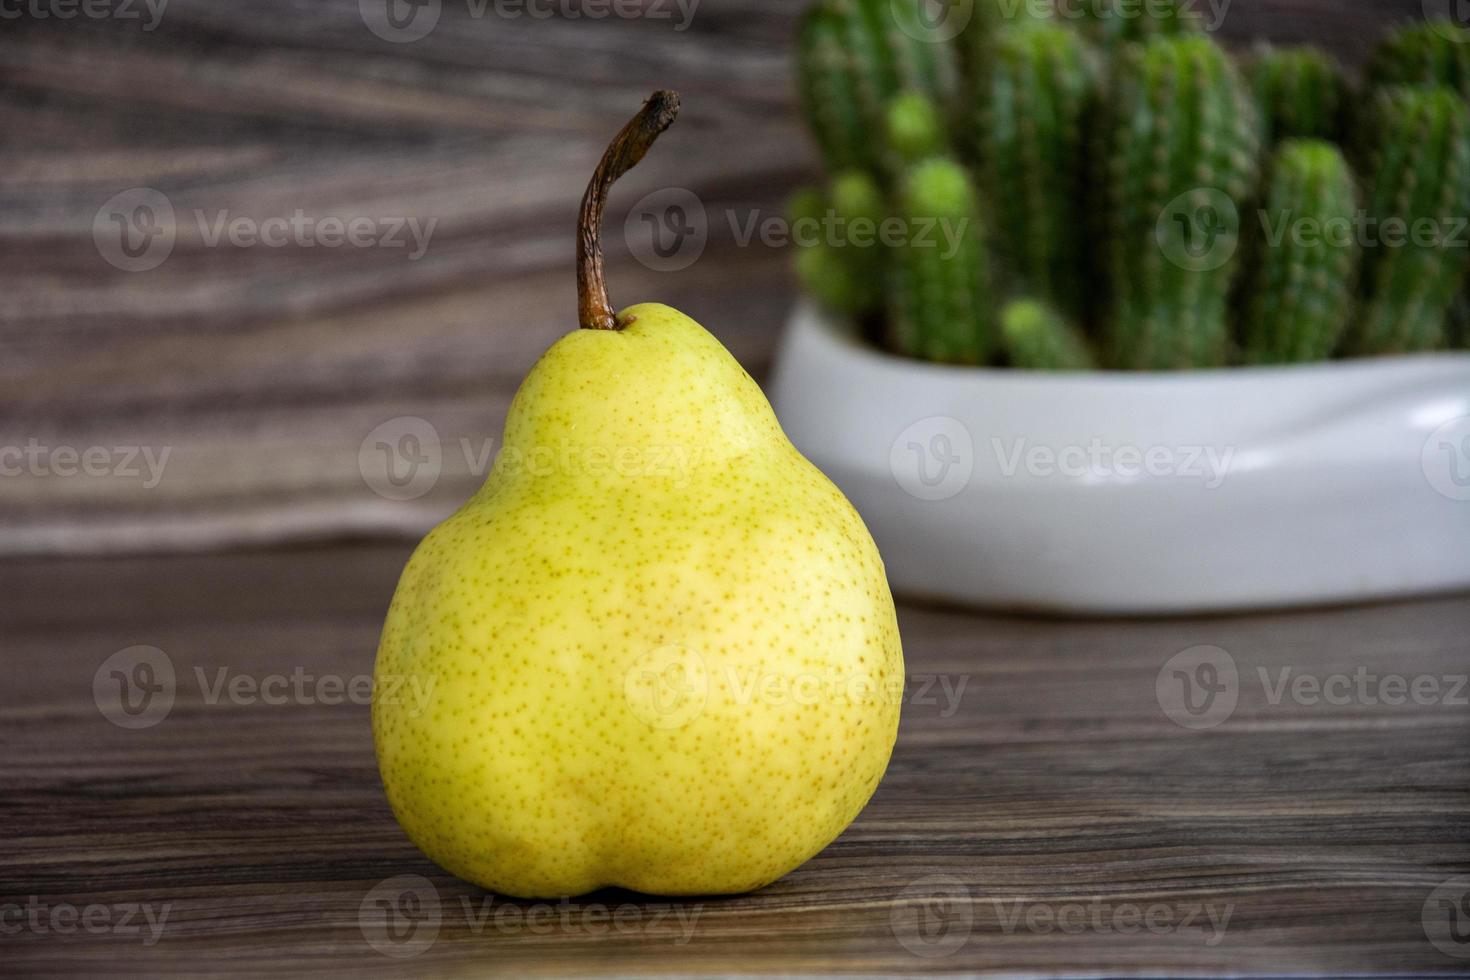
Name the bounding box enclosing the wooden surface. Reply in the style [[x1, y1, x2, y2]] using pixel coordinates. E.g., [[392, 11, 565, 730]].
[[2, 544, 1468, 975]]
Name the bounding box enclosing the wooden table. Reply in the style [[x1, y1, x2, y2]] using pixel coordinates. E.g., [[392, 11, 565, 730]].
[[5, 0, 1469, 975], [4, 545, 1469, 975]]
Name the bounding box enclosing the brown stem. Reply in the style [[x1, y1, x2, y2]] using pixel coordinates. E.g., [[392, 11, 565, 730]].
[[577, 90, 681, 331]]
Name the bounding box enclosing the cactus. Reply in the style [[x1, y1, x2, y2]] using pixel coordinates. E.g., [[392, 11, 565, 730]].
[[1238, 140, 1360, 363], [1247, 45, 1347, 144], [1074, 0, 1201, 46], [796, 0, 961, 174], [1351, 86, 1470, 355], [1098, 35, 1261, 369], [1000, 299, 1094, 369], [1448, 292, 1470, 348], [886, 158, 995, 363], [974, 22, 1098, 320], [789, 171, 888, 318], [1365, 20, 1470, 103], [954, 0, 1056, 93], [883, 91, 949, 168]]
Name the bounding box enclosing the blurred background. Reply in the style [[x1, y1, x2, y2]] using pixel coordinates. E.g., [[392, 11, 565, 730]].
[[0, 0, 1436, 555]]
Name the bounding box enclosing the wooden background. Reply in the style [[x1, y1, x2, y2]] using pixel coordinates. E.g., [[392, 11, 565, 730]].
[[4, 0, 1470, 976]]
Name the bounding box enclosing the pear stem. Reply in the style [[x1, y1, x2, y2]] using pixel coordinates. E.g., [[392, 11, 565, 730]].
[[577, 90, 681, 331]]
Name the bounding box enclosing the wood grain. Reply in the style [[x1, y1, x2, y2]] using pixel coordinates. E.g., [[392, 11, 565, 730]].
[[2, 544, 1468, 975]]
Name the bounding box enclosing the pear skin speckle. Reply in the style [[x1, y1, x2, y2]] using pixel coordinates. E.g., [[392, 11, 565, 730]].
[[372, 303, 903, 898]]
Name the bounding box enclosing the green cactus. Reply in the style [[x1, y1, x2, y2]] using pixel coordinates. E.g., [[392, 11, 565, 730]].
[[954, 0, 1056, 93], [1098, 35, 1261, 369], [1365, 20, 1470, 103], [1448, 292, 1470, 348], [1073, 0, 1201, 46], [796, 0, 961, 174], [886, 158, 996, 363], [1000, 299, 1094, 369], [1238, 140, 1360, 363], [883, 91, 949, 168], [974, 22, 1098, 320], [1247, 45, 1347, 144], [1099, 35, 1258, 367], [789, 171, 888, 318], [1351, 86, 1470, 355]]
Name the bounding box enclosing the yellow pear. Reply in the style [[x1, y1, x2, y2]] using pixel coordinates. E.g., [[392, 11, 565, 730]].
[[372, 91, 903, 898]]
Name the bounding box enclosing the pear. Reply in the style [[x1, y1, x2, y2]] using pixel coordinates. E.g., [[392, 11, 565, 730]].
[[372, 92, 903, 899]]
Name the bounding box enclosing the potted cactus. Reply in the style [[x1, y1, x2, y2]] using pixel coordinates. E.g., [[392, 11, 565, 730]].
[[770, 1, 1470, 612]]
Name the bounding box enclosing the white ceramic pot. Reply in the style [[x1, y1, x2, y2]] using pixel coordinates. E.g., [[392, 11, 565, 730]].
[[769, 302, 1470, 614]]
